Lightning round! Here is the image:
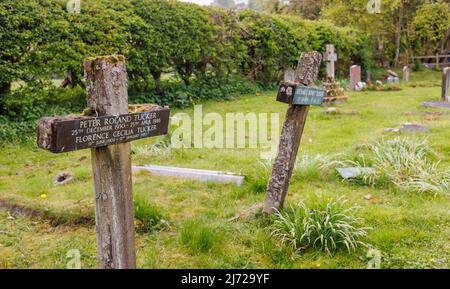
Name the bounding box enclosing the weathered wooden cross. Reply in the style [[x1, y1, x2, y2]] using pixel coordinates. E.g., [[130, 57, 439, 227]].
[[37, 55, 170, 268], [324, 44, 337, 80], [264, 51, 323, 214]]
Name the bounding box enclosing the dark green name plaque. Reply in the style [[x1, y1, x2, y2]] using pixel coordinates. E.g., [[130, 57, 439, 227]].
[[277, 83, 325, 106]]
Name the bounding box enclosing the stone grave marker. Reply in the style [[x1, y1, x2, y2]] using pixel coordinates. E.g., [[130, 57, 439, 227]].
[[324, 44, 337, 79], [401, 123, 429, 133], [366, 70, 372, 82], [133, 165, 244, 186], [403, 66, 410, 82], [37, 55, 170, 269], [422, 101, 450, 109], [284, 67, 295, 82], [321, 44, 347, 104], [337, 167, 375, 179], [422, 67, 450, 108], [264, 51, 323, 214], [349, 65, 361, 91], [387, 70, 400, 83], [442, 67, 450, 102]]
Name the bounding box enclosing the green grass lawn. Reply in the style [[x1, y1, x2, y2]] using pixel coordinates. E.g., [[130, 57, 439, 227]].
[[0, 70, 449, 268]]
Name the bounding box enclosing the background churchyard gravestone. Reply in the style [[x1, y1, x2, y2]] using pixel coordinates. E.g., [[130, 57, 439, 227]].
[[264, 51, 323, 214], [349, 65, 361, 91], [442, 67, 450, 102], [324, 44, 337, 79], [322, 44, 347, 105], [403, 66, 410, 82], [387, 70, 400, 83], [37, 55, 170, 269], [284, 67, 295, 82], [422, 67, 450, 109], [366, 70, 372, 82]]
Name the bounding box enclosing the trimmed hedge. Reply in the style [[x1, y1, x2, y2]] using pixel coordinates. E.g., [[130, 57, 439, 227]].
[[0, 0, 371, 118]]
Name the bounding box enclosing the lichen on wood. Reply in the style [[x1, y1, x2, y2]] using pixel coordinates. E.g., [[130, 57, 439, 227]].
[[84, 55, 136, 269], [264, 51, 322, 214]]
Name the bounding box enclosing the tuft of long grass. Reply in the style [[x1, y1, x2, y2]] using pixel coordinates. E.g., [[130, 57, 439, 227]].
[[180, 220, 219, 253], [134, 194, 165, 232], [133, 134, 172, 158], [346, 137, 449, 196], [293, 154, 345, 181], [247, 159, 272, 193], [271, 195, 369, 255], [247, 154, 343, 194]]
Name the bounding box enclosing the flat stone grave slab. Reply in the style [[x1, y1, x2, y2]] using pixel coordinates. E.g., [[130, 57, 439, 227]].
[[133, 165, 245, 186], [401, 123, 429, 133], [422, 101, 450, 109], [384, 128, 400, 133], [337, 167, 376, 179]]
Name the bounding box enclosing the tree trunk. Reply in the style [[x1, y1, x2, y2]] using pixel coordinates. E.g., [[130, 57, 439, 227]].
[[394, 6, 403, 67], [61, 70, 81, 88], [440, 28, 450, 54]]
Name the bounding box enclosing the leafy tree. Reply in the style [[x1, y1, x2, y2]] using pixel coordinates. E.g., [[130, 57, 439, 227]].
[[128, 0, 173, 93], [0, 0, 60, 109], [411, 1, 450, 55], [212, 0, 236, 9], [321, 0, 450, 67], [47, 0, 130, 88], [284, 0, 325, 20], [166, 2, 217, 86], [248, 0, 273, 12], [236, 10, 298, 84], [206, 8, 246, 77]]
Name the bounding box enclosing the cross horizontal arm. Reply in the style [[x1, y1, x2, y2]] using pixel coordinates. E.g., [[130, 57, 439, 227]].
[[37, 107, 170, 153]]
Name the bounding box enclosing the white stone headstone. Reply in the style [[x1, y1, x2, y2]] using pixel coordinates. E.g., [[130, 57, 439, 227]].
[[387, 76, 400, 83], [442, 67, 450, 102], [324, 44, 337, 79], [284, 67, 295, 82], [403, 66, 410, 82], [366, 70, 372, 82]]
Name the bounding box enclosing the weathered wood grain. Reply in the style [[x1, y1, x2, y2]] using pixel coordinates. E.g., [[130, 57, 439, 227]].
[[264, 52, 322, 214], [85, 55, 136, 269]]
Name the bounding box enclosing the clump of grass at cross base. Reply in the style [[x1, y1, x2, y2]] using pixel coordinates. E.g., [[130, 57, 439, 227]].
[[270, 194, 370, 255], [292, 153, 345, 181], [246, 154, 344, 194], [246, 160, 272, 193], [180, 220, 220, 253], [134, 193, 165, 232]]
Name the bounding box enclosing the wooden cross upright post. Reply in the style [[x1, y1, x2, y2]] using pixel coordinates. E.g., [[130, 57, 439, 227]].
[[37, 55, 170, 268], [264, 52, 323, 214]]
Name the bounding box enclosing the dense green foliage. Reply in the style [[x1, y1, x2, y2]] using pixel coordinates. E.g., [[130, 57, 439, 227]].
[[251, 0, 450, 67], [321, 0, 450, 66], [0, 0, 370, 122]]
